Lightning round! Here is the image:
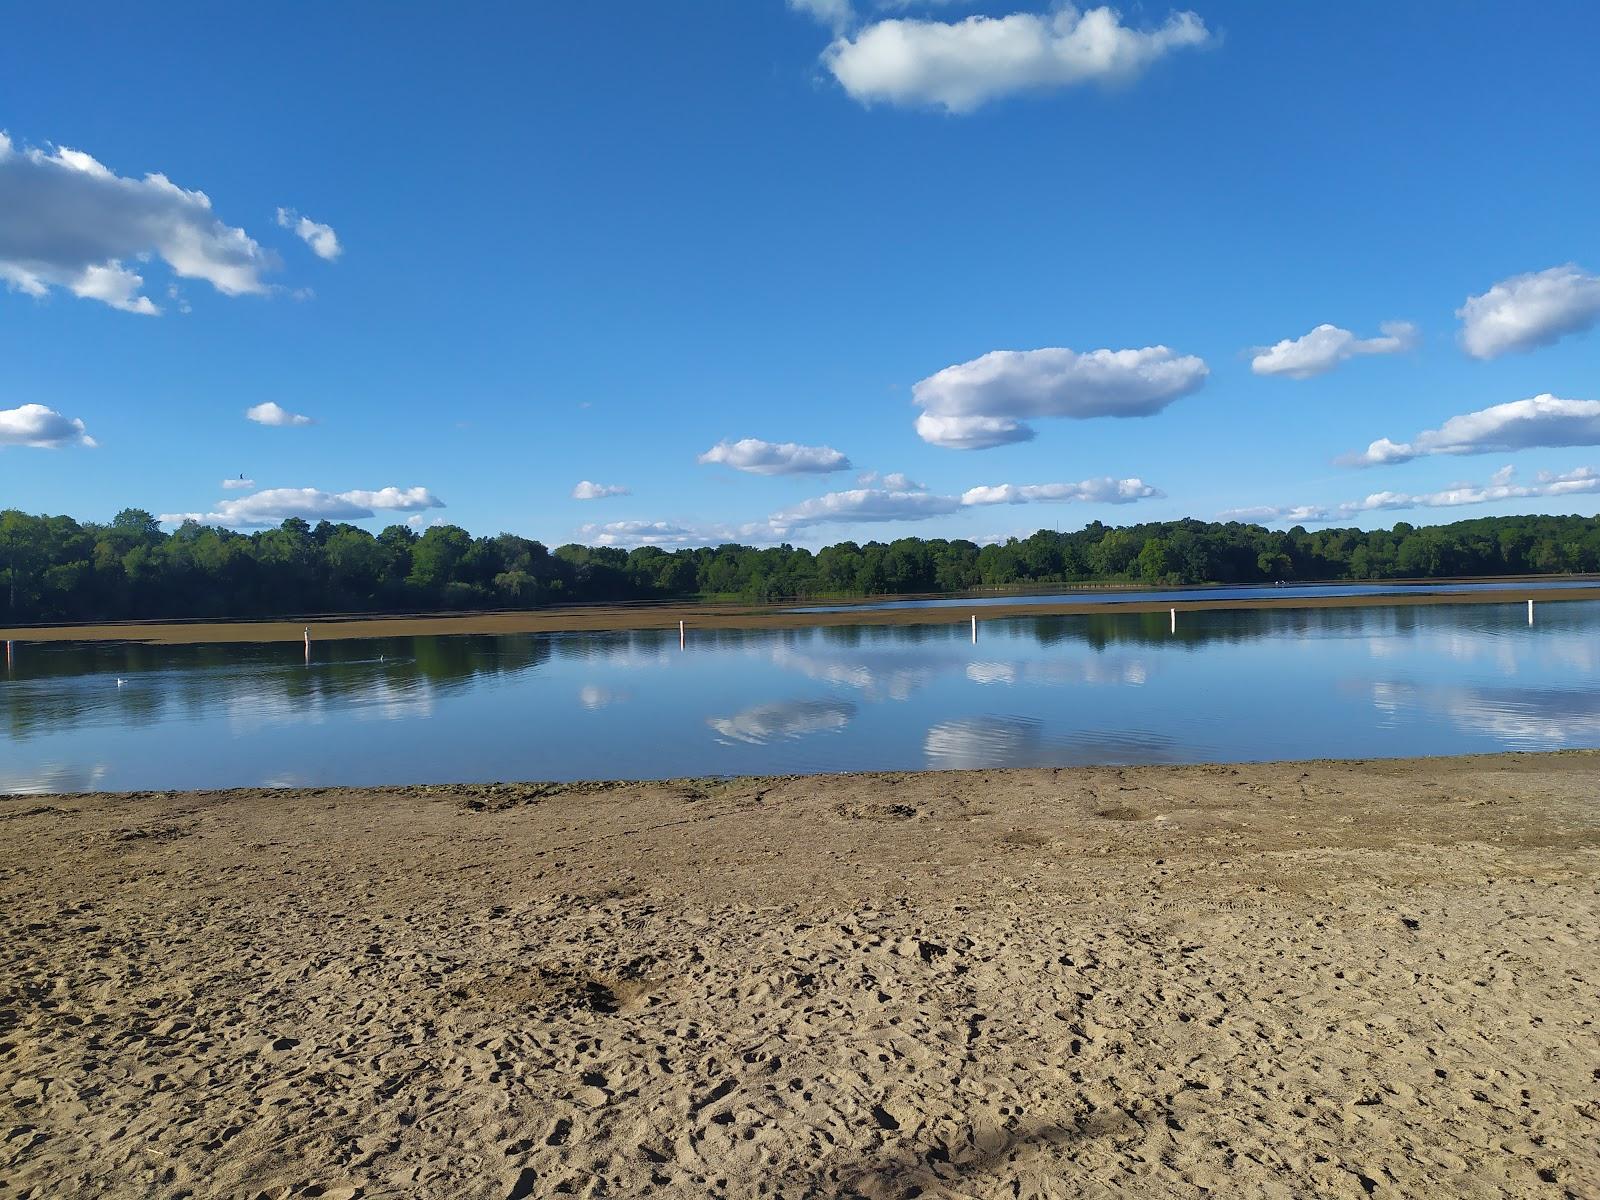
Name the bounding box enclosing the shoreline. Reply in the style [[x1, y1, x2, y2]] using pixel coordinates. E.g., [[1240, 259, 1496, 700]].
[[4, 752, 1598, 1197], [4, 581, 1598, 644]]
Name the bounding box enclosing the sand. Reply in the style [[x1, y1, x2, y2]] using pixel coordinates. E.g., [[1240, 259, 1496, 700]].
[[4, 582, 1600, 644], [2, 753, 1598, 1199]]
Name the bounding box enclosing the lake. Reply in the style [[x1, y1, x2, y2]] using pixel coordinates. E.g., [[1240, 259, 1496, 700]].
[[3, 599, 1597, 793], [788, 577, 1600, 613]]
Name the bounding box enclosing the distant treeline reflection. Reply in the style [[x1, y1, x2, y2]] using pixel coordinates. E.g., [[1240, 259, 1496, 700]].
[[5, 507, 1599, 624], [5, 603, 1576, 740]]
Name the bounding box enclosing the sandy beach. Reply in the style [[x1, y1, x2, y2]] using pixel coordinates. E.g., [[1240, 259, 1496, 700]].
[[3, 753, 1598, 1198]]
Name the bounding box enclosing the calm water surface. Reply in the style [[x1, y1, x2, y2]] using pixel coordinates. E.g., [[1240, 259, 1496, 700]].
[[3, 601, 1598, 793], [789, 578, 1600, 613]]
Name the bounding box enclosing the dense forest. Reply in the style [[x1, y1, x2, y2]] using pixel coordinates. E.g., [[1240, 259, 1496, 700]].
[[2, 507, 1599, 625]]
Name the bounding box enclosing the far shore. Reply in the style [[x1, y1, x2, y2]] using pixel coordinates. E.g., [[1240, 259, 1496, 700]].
[[3, 579, 1599, 645]]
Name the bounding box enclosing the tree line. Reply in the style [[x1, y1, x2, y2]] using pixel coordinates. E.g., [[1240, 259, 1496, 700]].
[[2, 507, 1599, 625]]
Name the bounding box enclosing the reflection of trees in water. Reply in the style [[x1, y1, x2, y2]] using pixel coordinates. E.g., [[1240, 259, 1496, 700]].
[[0, 634, 554, 740], [5, 601, 1594, 741], [1022, 602, 1589, 650]]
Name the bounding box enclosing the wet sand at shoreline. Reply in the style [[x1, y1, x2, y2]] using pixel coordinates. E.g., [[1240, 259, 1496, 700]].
[[4, 582, 1599, 645], [3, 753, 1598, 1198]]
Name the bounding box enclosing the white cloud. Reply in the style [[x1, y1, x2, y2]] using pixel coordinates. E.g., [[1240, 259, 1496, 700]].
[[912, 413, 1034, 450], [160, 485, 443, 527], [1217, 504, 1333, 525], [913, 345, 1207, 449], [1342, 394, 1600, 466], [960, 477, 1162, 505], [789, 0, 855, 33], [275, 207, 342, 261], [221, 476, 255, 490], [340, 486, 442, 511], [698, 437, 852, 475], [1457, 264, 1600, 359], [1342, 466, 1600, 515], [0, 403, 95, 448], [0, 132, 276, 314], [823, 6, 1211, 113], [857, 470, 924, 491], [1250, 321, 1418, 379], [246, 401, 315, 427], [769, 486, 961, 528], [572, 480, 631, 500], [581, 520, 701, 547], [1224, 464, 1600, 526]]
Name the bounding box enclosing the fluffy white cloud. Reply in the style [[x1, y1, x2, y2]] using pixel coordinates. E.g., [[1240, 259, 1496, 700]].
[[0, 132, 276, 314], [698, 437, 852, 475], [221, 476, 255, 490], [0, 403, 95, 448], [246, 401, 315, 427], [912, 412, 1033, 450], [1342, 467, 1600, 515], [339, 487, 442, 511], [1217, 504, 1333, 525], [161, 485, 443, 527], [1223, 465, 1600, 526], [1250, 321, 1418, 379], [572, 480, 631, 500], [960, 477, 1162, 505], [913, 345, 1207, 449], [581, 520, 702, 547], [1457, 265, 1600, 359], [1343, 394, 1600, 466], [789, 0, 855, 32], [824, 6, 1211, 113], [275, 207, 342, 261], [769, 486, 961, 528], [857, 470, 924, 491]]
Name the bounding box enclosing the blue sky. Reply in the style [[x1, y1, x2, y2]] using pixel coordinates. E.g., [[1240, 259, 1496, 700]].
[[3, 1, 1599, 547]]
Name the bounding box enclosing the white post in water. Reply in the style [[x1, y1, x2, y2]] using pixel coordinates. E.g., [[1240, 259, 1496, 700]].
[[304, 625, 311, 664], [679, 619, 685, 650], [4, 639, 11, 672], [971, 614, 977, 644], [1528, 599, 1535, 626], [1170, 607, 1177, 634]]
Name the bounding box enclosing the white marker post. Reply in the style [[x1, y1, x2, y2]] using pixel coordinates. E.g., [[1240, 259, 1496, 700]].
[[971, 614, 977, 644], [304, 626, 311, 664], [4, 640, 12, 672], [1170, 607, 1177, 634], [1528, 599, 1535, 626], [679, 619, 685, 650]]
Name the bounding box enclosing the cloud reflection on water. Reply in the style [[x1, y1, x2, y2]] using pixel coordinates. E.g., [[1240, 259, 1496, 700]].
[[0, 763, 109, 795], [1371, 680, 1600, 746], [708, 699, 858, 745], [923, 716, 1181, 770]]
